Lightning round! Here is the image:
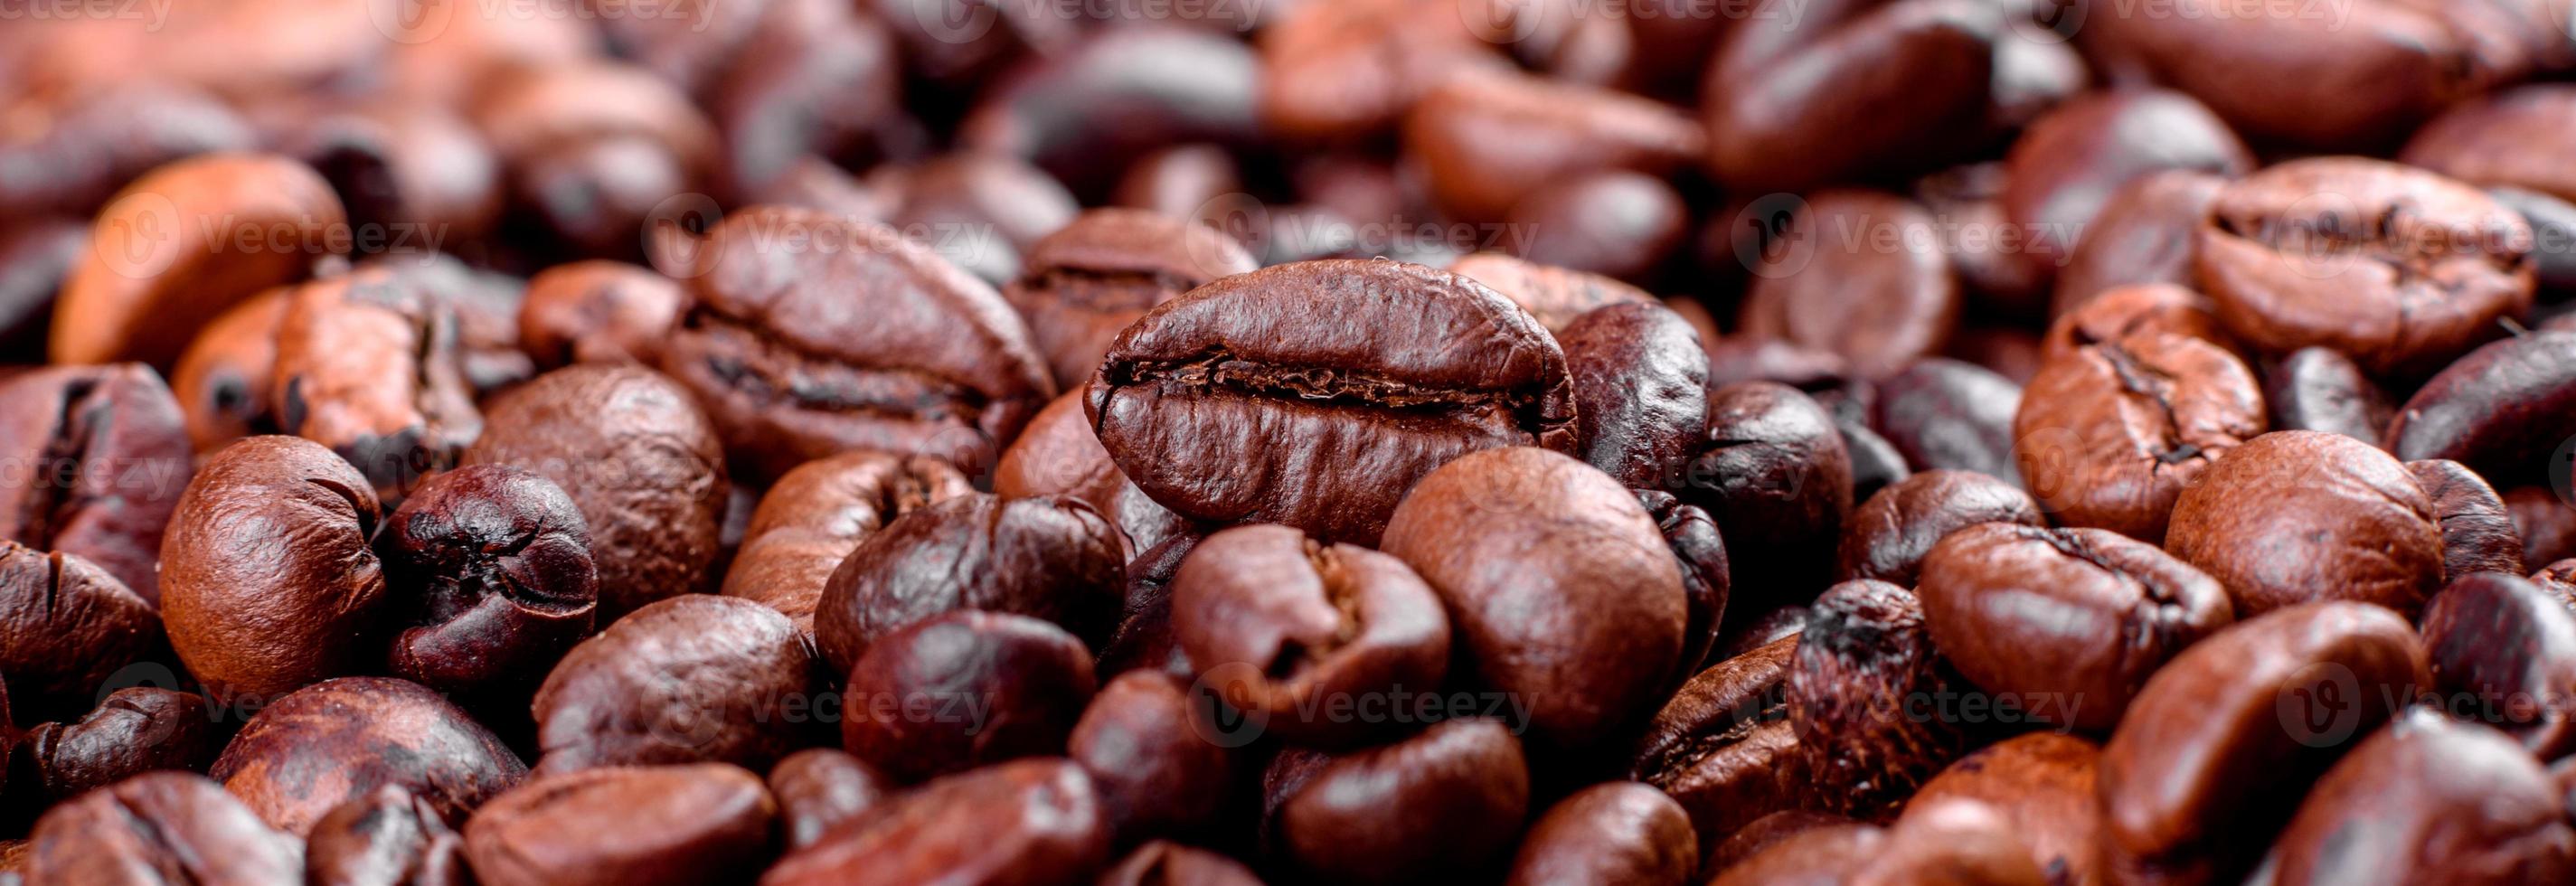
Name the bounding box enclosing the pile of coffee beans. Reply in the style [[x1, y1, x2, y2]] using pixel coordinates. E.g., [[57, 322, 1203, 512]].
[[5, 1, 2576, 883]]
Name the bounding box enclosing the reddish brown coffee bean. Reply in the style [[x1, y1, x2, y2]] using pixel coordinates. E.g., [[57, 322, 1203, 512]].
[[2269, 710, 2576, 885], [1917, 523, 2233, 731], [379, 465, 597, 704], [0, 82, 253, 218], [762, 759, 1110, 886], [1628, 636, 1802, 854], [25, 771, 303, 885], [1913, 163, 2050, 317], [171, 289, 288, 452], [471, 61, 716, 259], [2387, 331, 2576, 484], [532, 595, 822, 775], [1706, 820, 1882, 886], [844, 153, 1085, 286], [1504, 782, 1696, 886], [0, 542, 156, 718], [1737, 191, 1962, 379], [1638, 490, 1732, 682], [2267, 345, 2397, 448], [767, 749, 891, 851], [1504, 170, 1691, 283], [1098, 841, 1261, 886], [211, 677, 525, 836], [2421, 572, 2576, 759], [162, 435, 385, 704], [1559, 302, 1710, 490], [2401, 84, 2576, 203], [2097, 602, 2430, 880], [842, 610, 1097, 783], [1382, 448, 1684, 750], [516, 261, 684, 370], [2168, 430, 2446, 617], [2038, 282, 2232, 367], [1787, 580, 1966, 822], [1448, 253, 1656, 335], [2000, 88, 2251, 275], [464, 364, 729, 622], [18, 687, 214, 804], [1404, 69, 1702, 223], [1836, 470, 2044, 587], [52, 153, 344, 367], [722, 449, 973, 632], [2051, 169, 2227, 315], [305, 786, 471, 886], [2014, 329, 2264, 544], [2511, 487, 2576, 568], [1906, 732, 2106, 886], [465, 763, 778, 886], [958, 26, 1260, 197], [2409, 458, 2528, 582], [1265, 719, 1529, 883], [1871, 357, 2025, 487], [1700, 0, 1998, 192], [269, 268, 481, 503], [815, 492, 1126, 675], [1000, 209, 1258, 392], [1686, 382, 1854, 599], [705, 3, 900, 202], [992, 391, 1193, 554], [1069, 670, 1234, 844], [1097, 532, 1204, 679], [1701, 810, 1854, 877], [1255, 0, 1502, 143], [0, 363, 193, 601]]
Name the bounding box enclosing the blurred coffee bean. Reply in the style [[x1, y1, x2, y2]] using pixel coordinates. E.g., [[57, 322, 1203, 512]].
[[816, 493, 1125, 675], [211, 676, 525, 836], [0, 363, 190, 603], [516, 261, 684, 370]]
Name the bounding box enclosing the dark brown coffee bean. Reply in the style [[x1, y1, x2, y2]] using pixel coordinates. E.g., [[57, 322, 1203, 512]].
[[762, 759, 1110, 885], [723, 449, 973, 632], [1448, 253, 1656, 335], [1687, 382, 1854, 599], [2409, 458, 2529, 582], [706, 3, 900, 202], [767, 749, 891, 851], [1737, 191, 1962, 380], [1558, 302, 1710, 490], [845, 153, 1084, 286], [1264, 719, 1529, 883], [1628, 636, 1802, 854], [816, 492, 1126, 675], [379, 465, 596, 704], [0, 543, 156, 718], [1255, 0, 1503, 143], [1905, 732, 2106, 886], [2269, 711, 2576, 885], [2266, 345, 2396, 448], [659, 207, 1054, 479], [1112, 144, 1240, 222], [1069, 670, 1234, 844], [2040, 282, 2232, 367], [2168, 430, 2446, 617], [2512, 486, 2576, 568], [2401, 84, 2576, 203], [464, 763, 777, 886], [516, 261, 684, 370], [2197, 157, 2534, 379], [211, 677, 524, 836], [1504, 170, 1691, 283], [2492, 185, 2576, 299], [1504, 781, 1695, 886], [2097, 602, 2429, 881], [1999, 88, 2251, 274], [2421, 572, 2576, 759], [1382, 448, 1685, 749], [25, 771, 303, 885], [1701, 0, 1998, 192], [1787, 580, 1966, 822], [532, 595, 821, 775], [843, 610, 1096, 782], [267, 269, 479, 503], [0, 217, 82, 357], [18, 688, 213, 803], [1403, 69, 1702, 223], [958, 26, 1259, 197], [2051, 169, 2226, 315], [305, 786, 470, 886], [2014, 329, 2264, 544], [1913, 163, 2050, 317], [2388, 331, 2576, 485], [1860, 797, 2051, 885], [163, 435, 384, 704], [1704, 820, 1881, 886], [1917, 523, 2233, 731], [1098, 841, 1261, 886], [1703, 338, 1851, 393], [1098, 532, 1205, 680], [1090, 259, 1575, 545], [1637, 490, 1732, 682], [993, 391, 1194, 555], [1835, 469, 2044, 587], [1871, 358, 2026, 489], [52, 153, 343, 367], [471, 61, 715, 259], [0, 363, 192, 601], [1836, 413, 1914, 512], [1001, 209, 1259, 392], [464, 365, 729, 622], [1174, 523, 1447, 747], [1700, 810, 1854, 877], [0, 82, 254, 218]]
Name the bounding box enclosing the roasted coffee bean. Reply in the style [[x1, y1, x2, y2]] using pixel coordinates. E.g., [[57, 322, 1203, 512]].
[[1701, 810, 1854, 877], [762, 759, 1109, 885], [472, 61, 716, 259], [659, 207, 1055, 479], [1558, 302, 1710, 489], [1097, 532, 1205, 679], [379, 465, 596, 703], [767, 749, 890, 851], [1090, 259, 1575, 545], [2014, 329, 2264, 544], [516, 261, 684, 370], [1870, 358, 2024, 488], [2534, 558, 2576, 606], [1906, 732, 2106, 886], [1504, 170, 1692, 283], [723, 449, 973, 632], [2051, 169, 2227, 315], [1836, 414, 1913, 507], [1264, 719, 1529, 883], [1688, 382, 1854, 599], [267, 268, 481, 502], [2168, 430, 2445, 617], [2266, 346, 2397, 448], [1710, 798, 2046, 886], [272, 99, 502, 251], [842, 153, 1086, 286], [2196, 158, 2533, 379], [0, 363, 193, 601], [958, 27, 1260, 198], [1000, 209, 1259, 392], [51, 153, 344, 367], [2039, 282, 2232, 367], [843, 610, 1097, 783], [2492, 185, 2576, 298], [211, 677, 524, 836], [465, 763, 778, 886], [2000, 89, 2250, 275], [2401, 84, 2576, 203], [18, 688, 213, 803], [1914, 163, 2050, 317], [532, 594, 821, 775], [706, 2, 900, 202], [1504, 782, 1695, 886], [1173, 523, 1447, 747], [992, 391, 1193, 554], [2097, 602, 2429, 881], [1069, 670, 1233, 844], [1701, 0, 1999, 192], [0, 542, 156, 718], [1786, 580, 1966, 822], [1705, 820, 1882, 886], [0, 81, 254, 217], [2268, 710, 2576, 885], [162, 435, 385, 704], [1403, 69, 1702, 223], [1637, 490, 1731, 681], [1835, 469, 2044, 587], [2387, 331, 2576, 484], [305, 786, 471, 886], [1628, 635, 1801, 853], [0, 218, 81, 359], [1254, 0, 1504, 143], [25, 771, 304, 885], [1382, 448, 1684, 749], [2510, 486, 2576, 568], [1916, 523, 2233, 731], [1112, 144, 1240, 222], [171, 290, 288, 453], [1449, 252, 1656, 335], [1099, 842, 1261, 886], [815, 492, 1125, 675], [1737, 191, 1962, 379], [2420, 572, 2576, 759], [2409, 458, 2528, 582], [464, 364, 729, 622], [1702, 339, 1850, 393]]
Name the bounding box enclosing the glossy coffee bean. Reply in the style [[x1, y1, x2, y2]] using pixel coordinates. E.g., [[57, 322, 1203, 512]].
[[171, 290, 288, 452], [2387, 331, 2576, 484], [2168, 430, 2446, 617], [1628, 635, 1801, 853], [25, 771, 303, 885], [815, 492, 1126, 675], [0, 363, 192, 601], [1265, 719, 1529, 883], [1701, 0, 1998, 192], [1705, 820, 1882, 886], [1069, 670, 1233, 844], [1917, 523, 2233, 731], [2401, 84, 2576, 203], [2196, 158, 2533, 379], [1687, 382, 1854, 598], [1559, 301, 1710, 490], [958, 26, 1260, 197], [1403, 69, 1702, 223], [1448, 252, 1655, 335], [2014, 329, 2264, 544], [1099, 841, 1261, 886], [2511, 487, 2576, 569], [1787, 580, 1965, 822], [2268, 710, 2576, 886], [1835, 469, 2044, 587], [1000, 208, 1259, 392], [1504, 781, 1695, 886], [378, 465, 596, 703], [2408, 458, 2528, 582], [305, 786, 470, 886], [843, 610, 1096, 783], [464, 364, 730, 622], [1710, 797, 2047, 886], [465, 763, 778, 886], [516, 260, 684, 370], [2267, 346, 2396, 448], [659, 207, 1054, 479], [1638, 490, 1731, 682], [1737, 191, 1961, 380], [1701, 810, 1854, 876], [767, 749, 890, 851], [723, 449, 973, 632], [532, 595, 821, 775], [161, 435, 385, 704], [1382, 448, 1684, 749], [1906, 732, 2106, 886], [1090, 259, 1575, 546], [2051, 169, 2226, 315], [992, 391, 1193, 554], [1999, 88, 2251, 274], [211, 677, 524, 836], [18, 688, 214, 803], [0, 543, 156, 718], [2097, 602, 2430, 881], [1174, 523, 1446, 747], [1504, 170, 1692, 283], [762, 759, 1109, 886], [472, 62, 716, 259], [2039, 282, 2231, 367], [1097, 531, 1206, 681], [268, 269, 481, 502], [1869, 358, 2025, 488], [2420, 572, 2576, 759], [1254, 0, 1503, 143]]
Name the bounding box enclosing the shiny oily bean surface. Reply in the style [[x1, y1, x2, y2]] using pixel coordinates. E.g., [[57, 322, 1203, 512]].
[[0, 542, 156, 720], [815, 491, 1125, 676], [25, 771, 305, 886], [1628, 635, 1803, 855], [1504, 781, 1696, 886], [841, 610, 1097, 784], [2013, 329, 2264, 544], [721, 449, 973, 632], [1558, 301, 1710, 490], [211, 676, 524, 837], [2408, 458, 2527, 582], [160, 435, 385, 705], [993, 390, 1193, 554], [269, 267, 482, 503], [516, 260, 684, 370], [19, 687, 215, 804], [2038, 283, 2231, 367], [2387, 330, 2576, 485], [1449, 252, 1656, 335], [380, 464, 597, 705], [1904, 732, 2107, 886], [2420, 572, 2576, 759], [2266, 345, 2396, 448], [465, 763, 778, 886], [2167, 430, 2446, 618], [1687, 382, 1854, 599], [305, 786, 470, 886], [2269, 710, 2576, 886], [1835, 469, 2043, 587], [761, 758, 1110, 886], [1265, 719, 1530, 884], [1069, 670, 1234, 845], [1871, 358, 2024, 488], [999, 208, 1259, 392], [2050, 169, 2227, 316], [532, 594, 821, 776], [766, 748, 890, 852]]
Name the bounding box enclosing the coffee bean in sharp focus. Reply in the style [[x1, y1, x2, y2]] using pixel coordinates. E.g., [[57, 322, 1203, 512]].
[[1786, 580, 1967, 823], [25, 772, 304, 885], [0, 363, 193, 603], [2167, 430, 2446, 618], [2267, 709, 2576, 886], [722, 448, 974, 632], [841, 610, 1097, 784], [1628, 635, 1802, 856], [814, 491, 1125, 677], [999, 208, 1259, 393], [161, 435, 387, 705]]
